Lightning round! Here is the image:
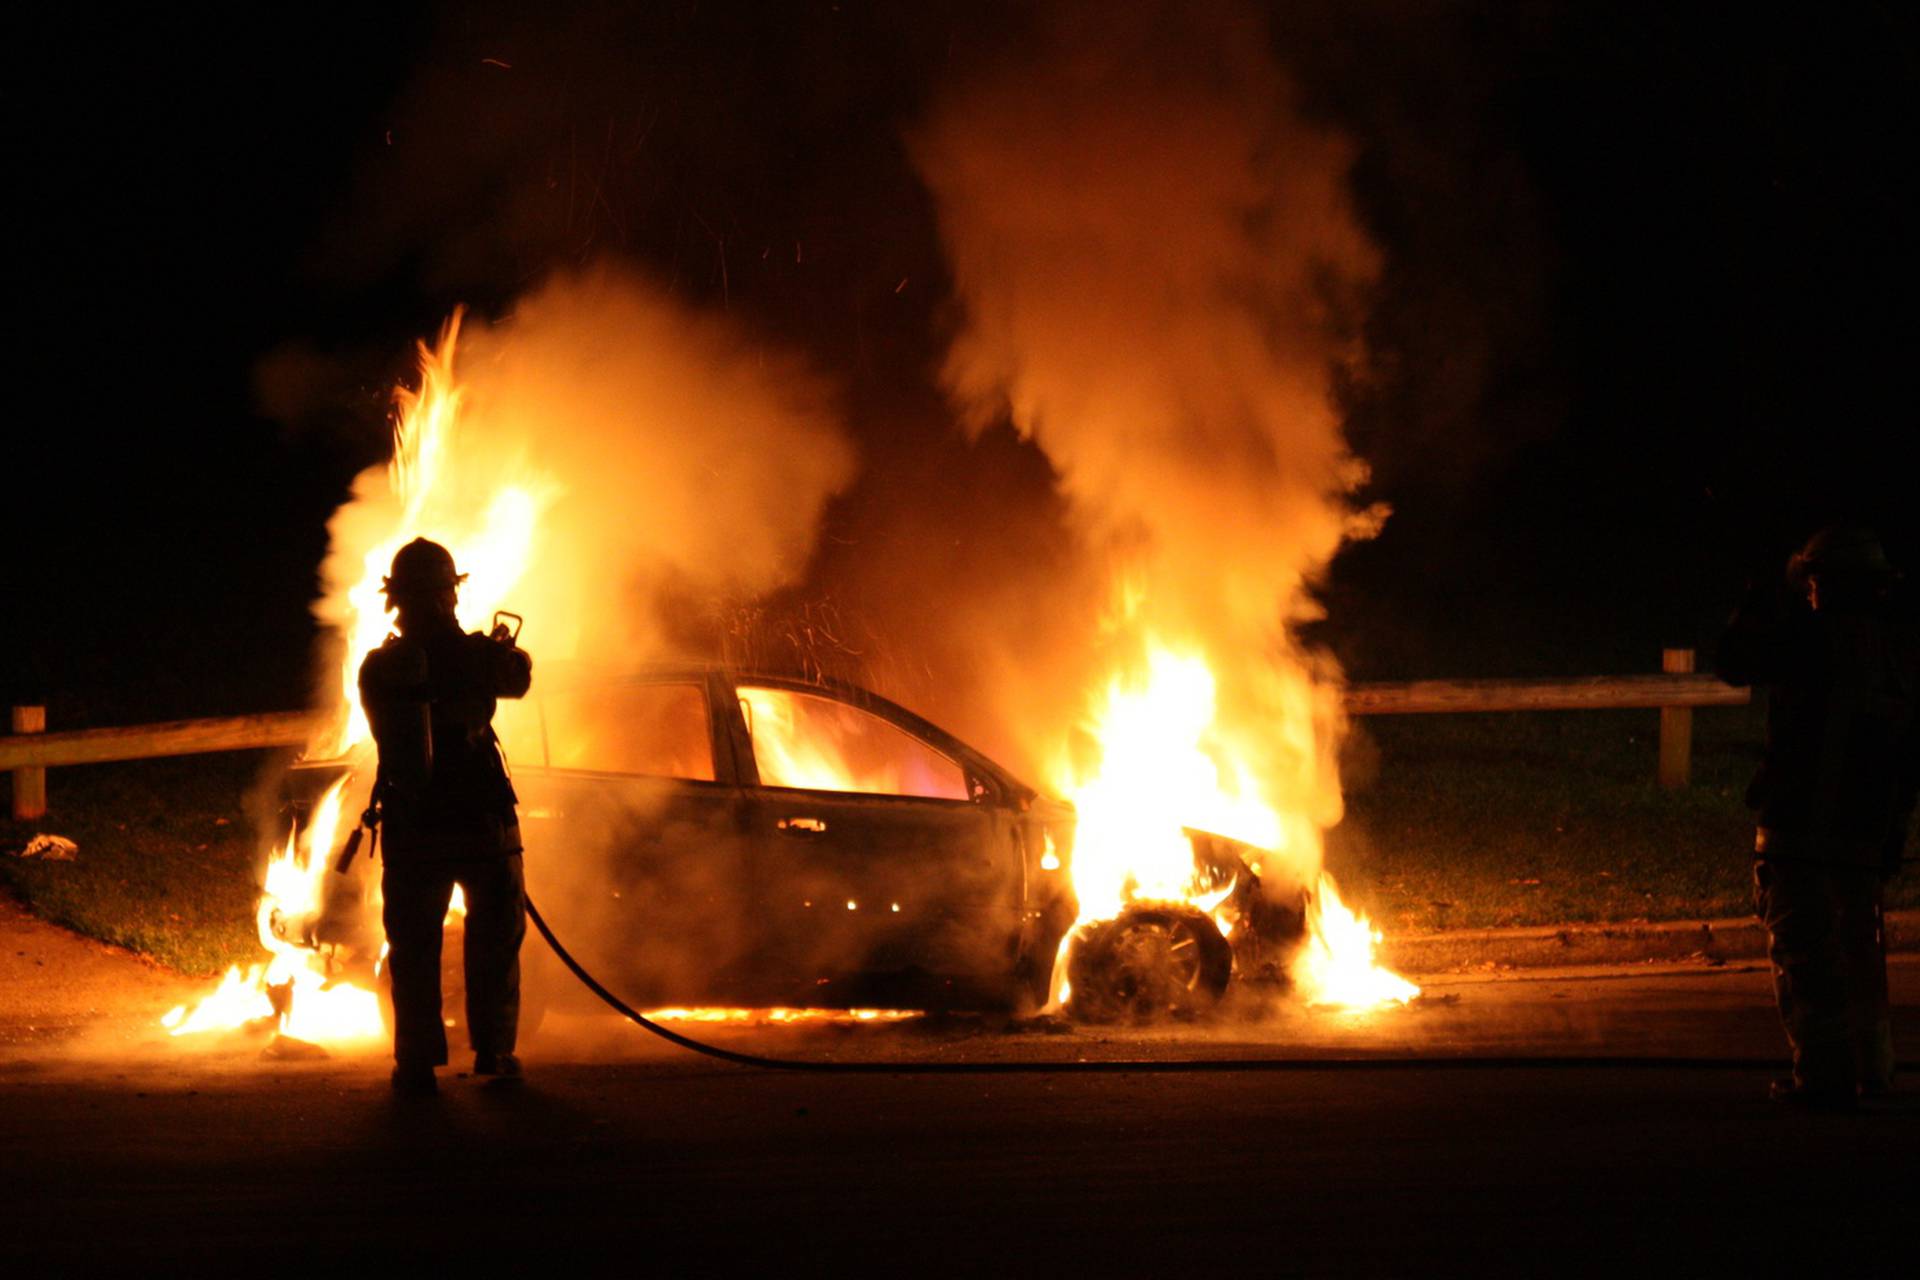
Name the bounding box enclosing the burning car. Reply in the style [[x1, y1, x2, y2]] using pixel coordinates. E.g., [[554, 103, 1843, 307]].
[[163, 304, 1417, 1050], [284, 665, 1312, 1024]]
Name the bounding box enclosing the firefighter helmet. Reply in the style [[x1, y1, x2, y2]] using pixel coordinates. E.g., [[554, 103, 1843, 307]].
[[381, 537, 467, 601], [1789, 525, 1891, 579], [1787, 525, 1894, 596]]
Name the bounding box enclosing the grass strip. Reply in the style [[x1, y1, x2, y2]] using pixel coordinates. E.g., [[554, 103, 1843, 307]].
[[1, 754, 284, 975], [1328, 702, 1918, 932]]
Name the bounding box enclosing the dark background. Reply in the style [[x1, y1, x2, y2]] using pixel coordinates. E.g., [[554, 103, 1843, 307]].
[[8, 0, 1916, 728]]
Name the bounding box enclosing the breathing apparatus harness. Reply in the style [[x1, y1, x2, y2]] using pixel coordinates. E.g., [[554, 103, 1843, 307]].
[[334, 610, 527, 876]]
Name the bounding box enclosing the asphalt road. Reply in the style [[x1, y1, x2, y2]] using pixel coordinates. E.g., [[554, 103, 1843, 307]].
[[3, 955, 1916, 1275]]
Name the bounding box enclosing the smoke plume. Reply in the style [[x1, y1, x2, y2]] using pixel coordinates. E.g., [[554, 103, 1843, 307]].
[[318, 265, 856, 671], [910, 0, 1383, 870]]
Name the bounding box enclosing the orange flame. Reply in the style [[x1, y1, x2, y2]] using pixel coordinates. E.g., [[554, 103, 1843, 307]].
[[1294, 871, 1420, 1009], [161, 778, 386, 1042], [165, 314, 548, 1043], [325, 312, 554, 757], [738, 688, 887, 793], [1053, 622, 1417, 1013], [738, 686, 969, 800]]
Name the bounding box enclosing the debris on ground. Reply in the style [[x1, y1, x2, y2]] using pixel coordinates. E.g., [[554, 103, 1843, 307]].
[[13, 834, 78, 861], [1409, 991, 1462, 1008], [1007, 1012, 1075, 1035], [260, 1034, 329, 1061]]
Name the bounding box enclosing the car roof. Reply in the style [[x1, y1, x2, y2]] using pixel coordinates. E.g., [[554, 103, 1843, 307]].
[[576, 663, 1041, 802], [307, 659, 1047, 805]]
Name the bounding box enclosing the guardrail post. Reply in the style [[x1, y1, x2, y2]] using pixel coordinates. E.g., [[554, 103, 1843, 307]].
[[1657, 650, 1694, 789], [11, 706, 46, 821]]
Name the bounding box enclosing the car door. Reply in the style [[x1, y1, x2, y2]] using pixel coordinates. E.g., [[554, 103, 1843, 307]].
[[731, 679, 1023, 1003], [500, 673, 758, 1004]]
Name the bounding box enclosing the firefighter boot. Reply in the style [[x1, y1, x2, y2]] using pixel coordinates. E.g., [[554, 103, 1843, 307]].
[[391, 1061, 439, 1097], [474, 1052, 523, 1084]]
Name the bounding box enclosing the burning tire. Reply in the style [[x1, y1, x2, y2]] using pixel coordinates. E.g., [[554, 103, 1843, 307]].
[[1064, 903, 1232, 1024]]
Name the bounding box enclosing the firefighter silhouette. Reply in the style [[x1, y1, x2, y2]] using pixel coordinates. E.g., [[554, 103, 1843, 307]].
[[1719, 525, 1919, 1109], [359, 538, 533, 1095]]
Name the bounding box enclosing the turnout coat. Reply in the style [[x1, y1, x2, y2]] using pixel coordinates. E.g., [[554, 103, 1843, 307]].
[[358, 616, 533, 861]]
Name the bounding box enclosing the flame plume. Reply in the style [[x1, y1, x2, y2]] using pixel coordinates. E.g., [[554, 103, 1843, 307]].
[[164, 316, 550, 1042], [913, 2, 1416, 1014], [1051, 623, 1417, 1013]]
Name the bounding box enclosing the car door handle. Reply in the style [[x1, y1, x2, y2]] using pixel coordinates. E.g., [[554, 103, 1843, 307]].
[[777, 816, 828, 835]]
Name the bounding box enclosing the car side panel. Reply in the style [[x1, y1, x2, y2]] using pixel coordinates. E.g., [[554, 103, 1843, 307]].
[[742, 787, 1024, 1005], [516, 769, 763, 1005]]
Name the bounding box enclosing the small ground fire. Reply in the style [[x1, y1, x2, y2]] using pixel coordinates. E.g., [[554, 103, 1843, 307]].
[[165, 317, 542, 1044]]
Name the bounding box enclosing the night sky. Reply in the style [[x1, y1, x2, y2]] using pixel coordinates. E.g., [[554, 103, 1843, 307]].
[[10, 1, 1916, 728]]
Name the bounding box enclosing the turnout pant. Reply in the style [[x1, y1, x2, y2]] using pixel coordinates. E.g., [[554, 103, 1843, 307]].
[[1752, 858, 1894, 1094], [382, 854, 526, 1067]]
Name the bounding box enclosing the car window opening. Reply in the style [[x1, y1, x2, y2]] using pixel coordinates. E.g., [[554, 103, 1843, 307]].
[[739, 686, 969, 801], [515, 683, 717, 781]]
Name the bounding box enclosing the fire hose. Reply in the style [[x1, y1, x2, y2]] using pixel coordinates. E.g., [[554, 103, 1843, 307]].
[[523, 895, 1784, 1075]]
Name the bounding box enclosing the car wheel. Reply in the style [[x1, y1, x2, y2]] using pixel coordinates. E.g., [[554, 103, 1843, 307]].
[[1065, 903, 1232, 1023]]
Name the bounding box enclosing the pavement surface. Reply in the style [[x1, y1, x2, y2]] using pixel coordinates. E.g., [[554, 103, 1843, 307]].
[[3, 897, 1917, 1275], [1382, 907, 1920, 973]]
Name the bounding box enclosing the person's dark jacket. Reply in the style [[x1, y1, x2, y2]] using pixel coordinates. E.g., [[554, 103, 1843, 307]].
[[358, 616, 533, 860], [1717, 576, 1920, 871]]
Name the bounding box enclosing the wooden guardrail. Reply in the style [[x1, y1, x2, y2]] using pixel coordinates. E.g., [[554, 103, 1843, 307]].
[[0, 710, 325, 772], [1, 650, 1747, 821], [3, 710, 326, 821], [1341, 672, 1743, 715], [1340, 650, 1744, 793]]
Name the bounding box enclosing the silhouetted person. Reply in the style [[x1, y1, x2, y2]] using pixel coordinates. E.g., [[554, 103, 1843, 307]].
[[1718, 526, 1918, 1110], [359, 538, 533, 1096]]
